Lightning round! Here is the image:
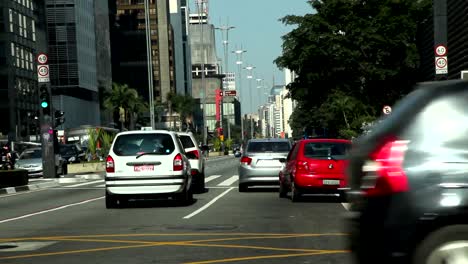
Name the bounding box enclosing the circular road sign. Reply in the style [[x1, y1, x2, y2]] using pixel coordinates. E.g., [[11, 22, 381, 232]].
[[383, 105, 392, 115], [37, 53, 48, 64], [435, 57, 447, 68], [435, 45, 447, 56], [38, 65, 49, 76]]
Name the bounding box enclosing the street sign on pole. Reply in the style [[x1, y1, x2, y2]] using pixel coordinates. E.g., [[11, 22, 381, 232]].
[[37, 65, 50, 83], [435, 45, 447, 56], [37, 53, 48, 64], [435, 56, 448, 74], [383, 105, 392, 115]]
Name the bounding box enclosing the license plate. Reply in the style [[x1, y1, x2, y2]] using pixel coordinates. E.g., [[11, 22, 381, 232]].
[[323, 179, 340, 185], [134, 165, 154, 172]]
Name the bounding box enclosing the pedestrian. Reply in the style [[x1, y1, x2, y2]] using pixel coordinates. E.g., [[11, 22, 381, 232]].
[[1, 144, 13, 170]]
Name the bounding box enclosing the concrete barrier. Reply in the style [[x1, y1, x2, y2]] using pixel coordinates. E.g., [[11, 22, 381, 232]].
[[0, 169, 29, 188], [67, 162, 105, 174]]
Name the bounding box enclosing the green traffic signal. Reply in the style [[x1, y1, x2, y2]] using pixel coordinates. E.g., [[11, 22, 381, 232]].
[[41, 101, 48, 108]]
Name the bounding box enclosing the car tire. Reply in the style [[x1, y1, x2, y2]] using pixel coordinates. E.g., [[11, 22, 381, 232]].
[[412, 225, 468, 264], [177, 186, 193, 205], [195, 172, 206, 193], [238, 183, 248, 192], [291, 181, 301, 202], [279, 181, 288, 198], [105, 193, 119, 209]]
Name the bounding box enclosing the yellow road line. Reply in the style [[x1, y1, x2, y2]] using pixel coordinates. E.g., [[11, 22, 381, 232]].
[[34, 237, 157, 245], [173, 242, 324, 253], [184, 250, 350, 264]]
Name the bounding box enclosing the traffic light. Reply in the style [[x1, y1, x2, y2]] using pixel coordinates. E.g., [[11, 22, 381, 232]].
[[55, 110, 65, 127], [39, 85, 50, 115]]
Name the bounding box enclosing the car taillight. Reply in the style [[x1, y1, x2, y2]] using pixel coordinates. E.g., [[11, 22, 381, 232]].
[[240, 156, 252, 165], [296, 160, 310, 173], [361, 139, 410, 197], [188, 150, 200, 159], [173, 153, 183, 171], [106, 155, 115, 173]]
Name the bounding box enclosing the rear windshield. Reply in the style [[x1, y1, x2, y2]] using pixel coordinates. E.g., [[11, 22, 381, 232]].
[[113, 134, 175, 156], [179, 135, 195, 149], [304, 142, 351, 160], [247, 141, 291, 153]]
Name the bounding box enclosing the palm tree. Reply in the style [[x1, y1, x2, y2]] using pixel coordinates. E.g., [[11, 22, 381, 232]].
[[167, 92, 195, 131], [104, 83, 140, 130]]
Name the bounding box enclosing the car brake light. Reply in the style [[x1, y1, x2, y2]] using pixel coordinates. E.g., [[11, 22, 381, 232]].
[[361, 138, 410, 197], [173, 153, 183, 171], [188, 150, 200, 159], [106, 155, 115, 173], [240, 156, 252, 165]]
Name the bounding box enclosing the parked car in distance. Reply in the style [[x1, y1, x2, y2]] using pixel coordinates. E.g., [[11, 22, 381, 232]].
[[347, 80, 468, 264], [279, 139, 351, 202], [177, 132, 206, 193], [15, 147, 66, 177], [238, 138, 292, 192], [105, 130, 193, 208], [59, 143, 86, 164]]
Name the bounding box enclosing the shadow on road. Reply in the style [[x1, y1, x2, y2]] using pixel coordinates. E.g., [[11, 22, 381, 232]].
[[116, 198, 198, 209], [292, 194, 344, 203], [242, 187, 279, 193]]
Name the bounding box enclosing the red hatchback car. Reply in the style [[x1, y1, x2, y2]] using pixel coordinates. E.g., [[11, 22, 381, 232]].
[[279, 139, 352, 202]]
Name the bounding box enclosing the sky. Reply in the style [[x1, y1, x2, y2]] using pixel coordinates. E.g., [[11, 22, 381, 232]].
[[190, 0, 312, 113]]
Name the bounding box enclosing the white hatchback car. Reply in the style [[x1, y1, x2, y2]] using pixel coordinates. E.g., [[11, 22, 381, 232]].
[[105, 130, 193, 208], [177, 132, 206, 192]]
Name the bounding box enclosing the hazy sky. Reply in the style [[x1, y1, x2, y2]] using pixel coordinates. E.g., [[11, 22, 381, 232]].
[[190, 0, 312, 113]]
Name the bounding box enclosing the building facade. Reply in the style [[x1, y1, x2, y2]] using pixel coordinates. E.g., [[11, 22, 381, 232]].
[[0, 0, 47, 140], [46, 0, 101, 129]]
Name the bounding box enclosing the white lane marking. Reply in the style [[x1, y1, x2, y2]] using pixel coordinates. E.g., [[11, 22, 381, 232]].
[[0, 196, 104, 224], [96, 184, 105, 187], [65, 180, 104, 188], [218, 175, 239, 186], [204, 175, 221, 183], [5, 187, 16, 194], [183, 187, 234, 219], [342, 203, 350, 210]]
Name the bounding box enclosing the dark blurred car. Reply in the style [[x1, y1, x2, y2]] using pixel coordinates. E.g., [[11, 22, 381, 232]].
[[59, 144, 85, 164], [279, 139, 351, 202], [347, 80, 468, 264]]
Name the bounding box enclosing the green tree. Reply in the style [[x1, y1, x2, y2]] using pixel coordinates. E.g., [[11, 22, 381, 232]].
[[104, 83, 148, 130], [275, 0, 431, 137], [167, 92, 195, 131]]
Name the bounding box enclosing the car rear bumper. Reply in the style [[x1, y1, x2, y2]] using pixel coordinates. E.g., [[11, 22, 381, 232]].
[[105, 176, 188, 195], [238, 165, 281, 185], [295, 173, 346, 190]]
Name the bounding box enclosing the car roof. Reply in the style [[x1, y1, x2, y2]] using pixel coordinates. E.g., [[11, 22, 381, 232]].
[[176, 132, 193, 136], [248, 138, 290, 143], [116, 130, 176, 136]]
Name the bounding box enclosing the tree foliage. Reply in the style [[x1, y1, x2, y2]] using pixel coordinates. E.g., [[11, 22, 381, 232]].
[[275, 0, 432, 138], [167, 92, 195, 131]]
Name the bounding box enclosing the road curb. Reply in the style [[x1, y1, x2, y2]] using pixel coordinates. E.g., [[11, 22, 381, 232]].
[[0, 180, 60, 195]]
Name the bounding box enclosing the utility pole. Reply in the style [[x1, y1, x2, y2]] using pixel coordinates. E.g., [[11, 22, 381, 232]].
[[215, 20, 235, 140], [196, 0, 208, 145], [233, 47, 247, 142], [144, 0, 155, 129], [244, 65, 255, 139]]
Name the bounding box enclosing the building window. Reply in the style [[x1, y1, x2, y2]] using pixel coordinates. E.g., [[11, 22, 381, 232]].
[[9, 9, 13, 33], [31, 21, 35, 41], [23, 15, 27, 38]]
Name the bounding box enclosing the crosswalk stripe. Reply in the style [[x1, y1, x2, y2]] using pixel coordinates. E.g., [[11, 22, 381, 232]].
[[66, 180, 104, 188], [96, 184, 105, 187], [218, 175, 239, 186], [204, 175, 221, 183]]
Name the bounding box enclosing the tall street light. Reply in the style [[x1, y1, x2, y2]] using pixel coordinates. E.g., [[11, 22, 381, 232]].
[[215, 23, 235, 140], [244, 64, 255, 139], [196, 0, 208, 145], [144, 0, 155, 129], [232, 47, 246, 142]]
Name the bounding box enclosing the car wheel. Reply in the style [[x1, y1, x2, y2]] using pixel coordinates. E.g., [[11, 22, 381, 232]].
[[279, 180, 288, 198], [195, 172, 206, 193], [176, 186, 193, 205], [105, 193, 119, 209], [238, 183, 248, 192], [413, 225, 468, 264], [291, 181, 301, 202]]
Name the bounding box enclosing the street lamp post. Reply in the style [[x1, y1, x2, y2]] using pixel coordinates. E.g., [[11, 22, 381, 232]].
[[215, 23, 235, 140], [244, 65, 255, 139], [232, 47, 247, 142], [144, 0, 155, 129], [196, 0, 208, 145]]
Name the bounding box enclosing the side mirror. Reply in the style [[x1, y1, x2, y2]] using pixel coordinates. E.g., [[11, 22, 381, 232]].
[[279, 158, 286, 163]]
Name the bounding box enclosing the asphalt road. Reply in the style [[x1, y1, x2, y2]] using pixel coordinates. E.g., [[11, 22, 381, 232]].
[[0, 156, 352, 264]]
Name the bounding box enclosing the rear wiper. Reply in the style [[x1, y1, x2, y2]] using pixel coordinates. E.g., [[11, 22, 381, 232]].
[[136, 152, 163, 159]]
